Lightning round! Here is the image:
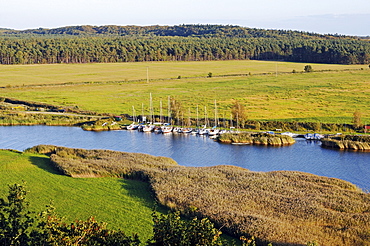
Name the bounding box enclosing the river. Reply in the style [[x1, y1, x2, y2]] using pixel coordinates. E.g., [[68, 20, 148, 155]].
[[0, 125, 369, 191]]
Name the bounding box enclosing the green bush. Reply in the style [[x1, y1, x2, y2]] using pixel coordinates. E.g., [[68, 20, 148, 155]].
[[149, 211, 224, 246]]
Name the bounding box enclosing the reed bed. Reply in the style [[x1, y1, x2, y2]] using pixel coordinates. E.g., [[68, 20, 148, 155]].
[[321, 135, 370, 151], [25, 145, 178, 178], [26, 145, 370, 245], [81, 118, 124, 131], [0, 111, 96, 126], [217, 132, 295, 146]]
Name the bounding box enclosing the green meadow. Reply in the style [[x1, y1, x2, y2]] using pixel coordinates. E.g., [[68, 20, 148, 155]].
[[0, 60, 369, 123], [0, 150, 156, 241]]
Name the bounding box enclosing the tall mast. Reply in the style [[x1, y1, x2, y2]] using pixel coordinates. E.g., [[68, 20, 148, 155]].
[[204, 106, 207, 127], [230, 113, 233, 128], [196, 105, 199, 127], [149, 93, 153, 123], [188, 108, 191, 127], [160, 100, 163, 124], [141, 103, 144, 123], [168, 96, 171, 124], [132, 106, 136, 122], [214, 99, 218, 127], [146, 66, 149, 83]]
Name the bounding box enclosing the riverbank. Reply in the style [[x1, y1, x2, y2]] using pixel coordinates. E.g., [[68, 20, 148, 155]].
[[0, 112, 99, 126]]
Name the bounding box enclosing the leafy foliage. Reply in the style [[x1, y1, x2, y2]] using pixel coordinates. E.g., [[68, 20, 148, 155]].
[[0, 184, 233, 245], [304, 65, 313, 72], [0, 184, 141, 245], [0, 24, 358, 39], [170, 97, 184, 125], [149, 211, 223, 246], [0, 183, 34, 246], [353, 110, 362, 128], [231, 100, 248, 128], [36, 215, 141, 246]]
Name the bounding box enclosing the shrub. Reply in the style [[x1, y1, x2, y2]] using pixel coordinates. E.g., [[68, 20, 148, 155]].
[[149, 211, 223, 246], [304, 65, 313, 72]]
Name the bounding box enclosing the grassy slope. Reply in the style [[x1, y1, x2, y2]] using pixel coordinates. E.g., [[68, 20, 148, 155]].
[[24, 145, 370, 246], [0, 150, 156, 241], [0, 60, 369, 123]]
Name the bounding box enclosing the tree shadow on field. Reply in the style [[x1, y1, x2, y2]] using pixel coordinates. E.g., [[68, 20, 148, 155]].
[[28, 155, 64, 175], [117, 178, 166, 213]]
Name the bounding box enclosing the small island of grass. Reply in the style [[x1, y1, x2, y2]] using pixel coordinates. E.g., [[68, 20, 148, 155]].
[[321, 135, 370, 151], [217, 132, 295, 146]]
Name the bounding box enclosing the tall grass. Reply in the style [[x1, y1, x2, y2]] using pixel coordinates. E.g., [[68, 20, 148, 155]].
[[26, 145, 370, 246], [0, 111, 97, 126], [151, 166, 370, 246]]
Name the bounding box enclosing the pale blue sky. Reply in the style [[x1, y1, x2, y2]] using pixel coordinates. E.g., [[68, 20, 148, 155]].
[[1, 0, 369, 36]]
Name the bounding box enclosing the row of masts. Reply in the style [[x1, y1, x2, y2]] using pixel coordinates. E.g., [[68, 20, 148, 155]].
[[131, 94, 237, 128]]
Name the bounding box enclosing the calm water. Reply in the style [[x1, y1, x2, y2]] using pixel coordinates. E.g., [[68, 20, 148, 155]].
[[0, 125, 369, 191]]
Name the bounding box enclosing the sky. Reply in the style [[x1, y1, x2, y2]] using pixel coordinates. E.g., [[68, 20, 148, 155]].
[[1, 0, 370, 36]]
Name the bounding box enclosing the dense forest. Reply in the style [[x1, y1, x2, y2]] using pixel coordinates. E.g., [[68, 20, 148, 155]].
[[0, 24, 369, 65]]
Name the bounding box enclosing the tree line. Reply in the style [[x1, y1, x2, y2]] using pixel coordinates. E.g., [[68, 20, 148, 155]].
[[0, 25, 369, 65], [0, 24, 358, 39]]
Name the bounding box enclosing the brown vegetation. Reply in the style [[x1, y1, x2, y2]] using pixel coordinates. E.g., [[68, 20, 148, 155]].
[[321, 135, 370, 151], [218, 132, 295, 146], [25, 145, 178, 178], [26, 145, 370, 246]]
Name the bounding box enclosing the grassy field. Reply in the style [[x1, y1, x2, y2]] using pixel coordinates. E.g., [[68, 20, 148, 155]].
[[0, 60, 369, 124], [0, 150, 157, 242], [0, 60, 366, 87]]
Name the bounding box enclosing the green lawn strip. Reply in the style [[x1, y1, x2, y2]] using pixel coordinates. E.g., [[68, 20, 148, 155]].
[[0, 150, 155, 241]]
